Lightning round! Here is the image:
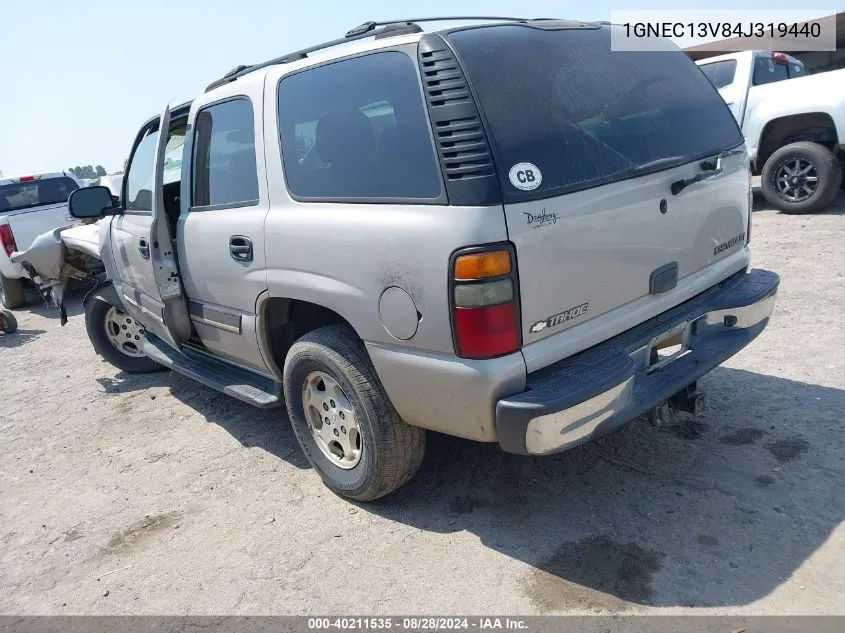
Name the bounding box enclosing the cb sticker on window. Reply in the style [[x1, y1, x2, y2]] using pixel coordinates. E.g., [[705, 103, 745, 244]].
[[508, 162, 542, 191]]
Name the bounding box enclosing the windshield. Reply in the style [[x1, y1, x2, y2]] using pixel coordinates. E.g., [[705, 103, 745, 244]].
[[448, 25, 744, 202], [0, 177, 79, 212]]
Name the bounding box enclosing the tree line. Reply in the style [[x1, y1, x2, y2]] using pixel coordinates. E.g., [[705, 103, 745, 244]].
[[68, 165, 107, 179]]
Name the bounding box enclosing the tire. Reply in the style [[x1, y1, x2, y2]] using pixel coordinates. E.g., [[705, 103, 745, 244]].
[[0, 274, 26, 309], [85, 291, 163, 373], [1, 309, 17, 333], [760, 142, 842, 214], [283, 324, 426, 501]]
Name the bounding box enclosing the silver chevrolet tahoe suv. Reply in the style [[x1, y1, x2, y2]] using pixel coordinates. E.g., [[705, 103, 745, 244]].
[[49, 17, 777, 500]]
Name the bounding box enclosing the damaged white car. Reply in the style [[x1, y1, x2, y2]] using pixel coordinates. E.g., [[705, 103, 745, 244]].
[[11, 220, 107, 325]]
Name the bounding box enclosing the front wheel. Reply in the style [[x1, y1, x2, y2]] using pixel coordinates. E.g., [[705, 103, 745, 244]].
[[283, 324, 426, 501], [85, 291, 163, 373], [760, 142, 842, 214]]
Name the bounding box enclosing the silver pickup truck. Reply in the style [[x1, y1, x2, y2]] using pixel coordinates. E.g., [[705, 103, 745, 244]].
[[0, 171, 82, 308], [15, 17, 779, 501]]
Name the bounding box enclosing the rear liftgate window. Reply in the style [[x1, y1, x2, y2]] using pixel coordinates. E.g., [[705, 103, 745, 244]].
[[447, 25, 744, 203]]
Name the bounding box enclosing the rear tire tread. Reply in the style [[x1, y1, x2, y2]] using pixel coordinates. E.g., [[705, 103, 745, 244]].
[[0, 274, 26, 309], [284, 324, 425, 501]]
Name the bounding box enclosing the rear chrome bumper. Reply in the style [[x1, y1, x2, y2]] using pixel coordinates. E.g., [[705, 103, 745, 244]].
[[495, 269, 779, 455]]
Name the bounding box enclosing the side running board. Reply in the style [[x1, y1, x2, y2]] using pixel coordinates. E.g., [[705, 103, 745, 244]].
[[142, 335, 283, 408]]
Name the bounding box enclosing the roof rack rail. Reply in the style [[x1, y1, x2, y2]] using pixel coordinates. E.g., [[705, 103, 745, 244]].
[[344, 16, 527, 37], [374, 22, 424, 39], [205, 15, 530, 93]]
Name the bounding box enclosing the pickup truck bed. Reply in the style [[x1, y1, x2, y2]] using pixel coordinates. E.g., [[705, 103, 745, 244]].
[[3, 203, 73, 249], [1, 202, 76, 281], [1, 172, 82, 307]]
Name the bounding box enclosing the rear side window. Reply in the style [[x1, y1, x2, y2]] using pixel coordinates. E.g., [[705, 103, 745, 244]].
[[0, 177, 78, 212], [192, 98, 259, 208], [448, 25, 743, 203], [752, 57, 789, 85], [278, 51, 442, 201], [699, 60, 737, 89]]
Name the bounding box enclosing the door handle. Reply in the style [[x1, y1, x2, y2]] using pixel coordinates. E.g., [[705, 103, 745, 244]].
[[138, 238, 150, 260], [229, 236, 253, 262]]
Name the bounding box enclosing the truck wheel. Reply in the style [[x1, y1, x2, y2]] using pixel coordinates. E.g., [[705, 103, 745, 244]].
[[283, 324, 426, 501], [0, 274, 26, 309], [1, 309, 17, 333], [85, 292, 163, 373], [761, 142, 842, 214]]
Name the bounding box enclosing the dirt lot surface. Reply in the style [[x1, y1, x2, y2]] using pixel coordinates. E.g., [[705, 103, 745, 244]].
[[2, 192, 844, 616]]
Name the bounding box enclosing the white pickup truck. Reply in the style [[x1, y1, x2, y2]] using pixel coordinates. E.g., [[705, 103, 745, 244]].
[[0, 172, 82, 308], [697, 51, 845, 213]]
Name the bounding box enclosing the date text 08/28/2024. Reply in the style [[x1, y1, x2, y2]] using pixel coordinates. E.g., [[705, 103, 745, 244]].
[[307, 617, 529, 630]]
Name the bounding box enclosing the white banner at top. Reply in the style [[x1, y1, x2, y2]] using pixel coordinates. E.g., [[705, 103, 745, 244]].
[[609, 10, 837, 52]]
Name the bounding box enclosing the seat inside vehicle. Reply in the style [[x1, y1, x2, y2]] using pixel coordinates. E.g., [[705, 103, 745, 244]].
[[209, 148, 257, 204], [305, 109, 378, 197]]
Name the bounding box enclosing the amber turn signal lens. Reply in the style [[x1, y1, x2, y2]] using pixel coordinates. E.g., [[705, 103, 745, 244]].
[[454, 250, 511, 280]]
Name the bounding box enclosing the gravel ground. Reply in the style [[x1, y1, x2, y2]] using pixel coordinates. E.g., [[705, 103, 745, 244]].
[[2, 191, 844, 616]]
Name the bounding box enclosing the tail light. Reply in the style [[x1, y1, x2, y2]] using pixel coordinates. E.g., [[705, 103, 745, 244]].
[[450, 245, 520, 359], [771, 52, 788, 63], [0, 224, 17, 257]]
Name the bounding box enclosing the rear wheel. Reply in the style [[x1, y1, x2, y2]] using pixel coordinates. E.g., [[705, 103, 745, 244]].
[[85, 291, 163, 373], [0, 274, 26, 309], [283, 324, 426, 501], [761, 142, 842, 214], [0, 309, 17, 333]]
